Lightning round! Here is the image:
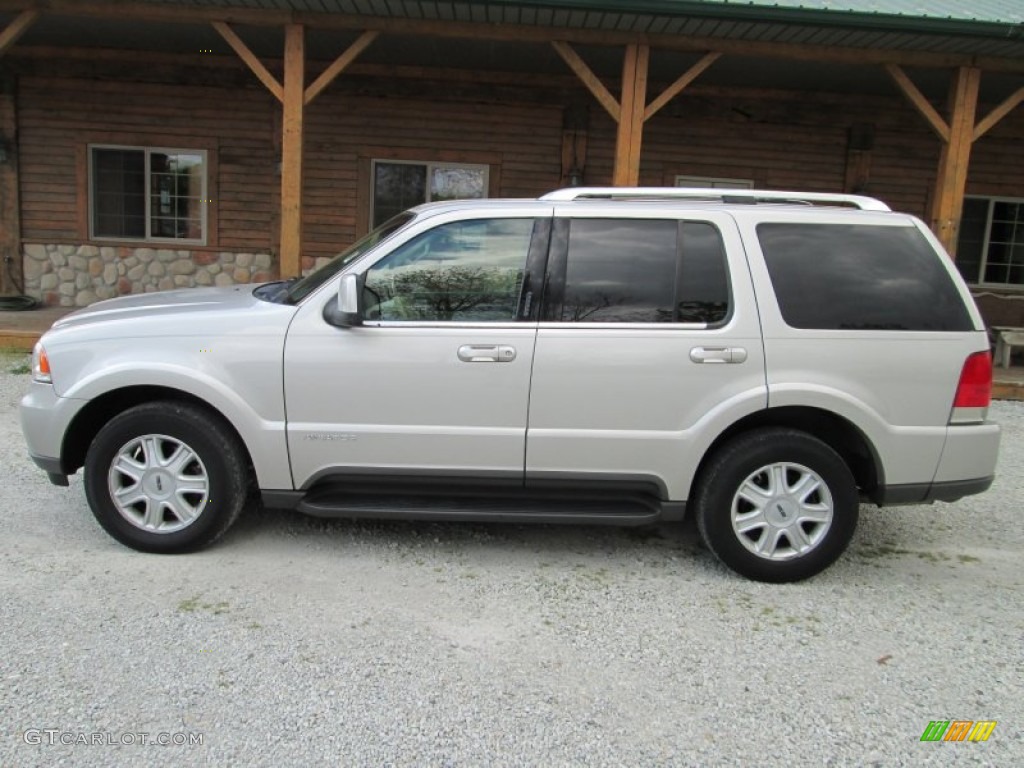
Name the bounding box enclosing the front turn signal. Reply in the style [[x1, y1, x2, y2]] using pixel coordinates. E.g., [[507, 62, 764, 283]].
[[32, 343, 52, 384]]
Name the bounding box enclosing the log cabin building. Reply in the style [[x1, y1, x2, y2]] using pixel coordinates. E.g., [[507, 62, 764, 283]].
[[0, 0, 1022, 325]]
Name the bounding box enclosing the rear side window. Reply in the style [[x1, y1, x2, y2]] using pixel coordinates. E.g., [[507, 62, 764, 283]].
[[757, 223, 973, 331], [552, 218, 729, 324]]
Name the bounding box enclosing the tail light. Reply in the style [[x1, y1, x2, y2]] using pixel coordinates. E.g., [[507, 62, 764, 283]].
[[950, 351, 992, 424]]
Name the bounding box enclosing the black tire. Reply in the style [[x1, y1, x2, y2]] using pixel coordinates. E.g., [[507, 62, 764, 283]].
[[84, 401, 250, 553], [693, 428, 859, 583]]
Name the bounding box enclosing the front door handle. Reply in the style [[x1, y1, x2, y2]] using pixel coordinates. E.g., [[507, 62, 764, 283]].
[[458, 345, 517, 363], [690, 346, 748, 364]]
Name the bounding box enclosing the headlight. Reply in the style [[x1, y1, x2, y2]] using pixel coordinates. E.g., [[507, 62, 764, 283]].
[[31, 342, 52, 384]]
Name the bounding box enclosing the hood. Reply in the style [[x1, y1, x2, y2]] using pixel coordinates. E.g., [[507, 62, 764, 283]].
[[42, 284, 299, 349], [51, 286, 267, 331]]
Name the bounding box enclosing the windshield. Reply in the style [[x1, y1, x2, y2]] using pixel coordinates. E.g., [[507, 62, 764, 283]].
[[285, 212, 415, 304]]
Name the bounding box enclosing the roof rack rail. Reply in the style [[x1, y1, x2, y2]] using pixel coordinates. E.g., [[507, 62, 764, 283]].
[[539, 187, 891, 212]]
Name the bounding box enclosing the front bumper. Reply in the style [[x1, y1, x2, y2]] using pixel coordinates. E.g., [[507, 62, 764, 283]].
[[20, 381, 87, 484]]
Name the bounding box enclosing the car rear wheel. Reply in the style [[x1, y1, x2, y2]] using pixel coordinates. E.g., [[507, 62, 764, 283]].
[[84, 401, 250, 553], [694, 428, 859, 582]]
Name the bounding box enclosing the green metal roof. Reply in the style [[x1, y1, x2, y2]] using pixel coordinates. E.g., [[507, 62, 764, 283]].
[[487, 1, 1024, 26]]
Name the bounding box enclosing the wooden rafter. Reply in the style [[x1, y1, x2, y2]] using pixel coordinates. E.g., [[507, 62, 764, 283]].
[[0, 8, 37, 57], [551, 41, 621, 122], [304, 30, 378, 105], [884, 64, 950, 142], [212, 21, 283, 103], [974, 86, 1024, 141], [644, 51, 720, 121]]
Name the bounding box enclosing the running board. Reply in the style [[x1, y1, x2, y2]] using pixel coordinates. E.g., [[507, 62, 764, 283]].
[[295, 488, 665, 526]]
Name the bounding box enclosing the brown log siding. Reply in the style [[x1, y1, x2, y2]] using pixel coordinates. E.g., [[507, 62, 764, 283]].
[[14, 64, 1024, 284]]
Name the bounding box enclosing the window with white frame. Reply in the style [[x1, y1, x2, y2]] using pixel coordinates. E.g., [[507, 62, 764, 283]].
[[89, 145, 207, 243], [675, 175, 754, 190], [956, 196, 1024, 287], [371, 160, 488, 229]]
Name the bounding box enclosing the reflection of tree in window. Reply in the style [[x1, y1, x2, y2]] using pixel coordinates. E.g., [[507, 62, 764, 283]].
[[365, 218, 532, 322]]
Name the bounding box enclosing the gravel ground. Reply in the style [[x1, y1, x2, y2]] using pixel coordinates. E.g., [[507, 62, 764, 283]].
[[1, 351, 1022, 767]]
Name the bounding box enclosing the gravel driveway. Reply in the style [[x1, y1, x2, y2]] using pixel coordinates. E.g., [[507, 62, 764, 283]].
[[1, 352, 1021, 767]]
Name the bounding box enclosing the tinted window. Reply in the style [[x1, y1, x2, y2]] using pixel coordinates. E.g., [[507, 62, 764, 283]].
[[364, 218, 532, 322], [557, 219, 729, 324], [758, 223, 973, 332], [678, 222, 730, 324]]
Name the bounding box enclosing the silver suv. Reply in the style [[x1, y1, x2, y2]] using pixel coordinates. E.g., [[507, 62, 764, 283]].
[[20, 188, 1000, 582]]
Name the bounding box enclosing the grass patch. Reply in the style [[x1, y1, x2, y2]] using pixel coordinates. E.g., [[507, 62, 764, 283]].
[[177, 594, 230, 615]]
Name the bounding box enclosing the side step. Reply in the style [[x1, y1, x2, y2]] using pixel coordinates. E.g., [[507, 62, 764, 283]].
[[294, 485, 665, 526]]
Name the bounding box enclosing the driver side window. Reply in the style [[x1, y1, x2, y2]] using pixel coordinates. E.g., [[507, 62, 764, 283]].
[[363, 218, 534, 322]]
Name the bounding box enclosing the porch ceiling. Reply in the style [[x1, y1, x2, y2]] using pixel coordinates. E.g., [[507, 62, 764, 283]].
[[86, 0, 1024, 59], [2, 11, 1020, 103]]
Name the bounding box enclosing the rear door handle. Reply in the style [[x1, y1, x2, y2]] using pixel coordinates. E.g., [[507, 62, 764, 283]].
[[690, 346, 747, 364], [458, 345, 517, 363]]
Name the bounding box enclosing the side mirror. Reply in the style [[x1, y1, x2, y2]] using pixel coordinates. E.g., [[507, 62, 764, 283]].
[[324, 273, 363, 328]]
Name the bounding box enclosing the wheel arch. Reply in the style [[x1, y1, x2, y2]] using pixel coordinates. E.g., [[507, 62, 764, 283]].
[[61, 386, 255, 481], [692, 406, 882, 501]]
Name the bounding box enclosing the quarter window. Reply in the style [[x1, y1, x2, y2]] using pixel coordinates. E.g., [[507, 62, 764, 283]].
[[758, 223, 973, 331], [554, 219, 730, 324], [89, 146, 207, 243], [363, 218, 533, 322], [956, 197, 1024, 287], [371, 160, 488, 228]]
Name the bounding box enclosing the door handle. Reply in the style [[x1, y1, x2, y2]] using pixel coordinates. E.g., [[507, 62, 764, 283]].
[[458, 345, 517, 363], [690, 346, 747, 364]]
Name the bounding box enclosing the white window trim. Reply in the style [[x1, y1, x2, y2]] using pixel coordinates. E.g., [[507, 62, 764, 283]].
[[963, 194, 1024, 289], [370, 159, 489, 229], [88, 144, 208, 245], [674, 175, 754, 189]]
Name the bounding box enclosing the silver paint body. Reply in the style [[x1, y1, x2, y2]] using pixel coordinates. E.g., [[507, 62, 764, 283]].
[[21, 197, 999, 501]]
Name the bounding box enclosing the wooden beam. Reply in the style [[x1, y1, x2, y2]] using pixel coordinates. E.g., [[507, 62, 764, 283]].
[[884, 64, 950, 142], [212, 21, 283, 103], [0, 8, 36, 57], [279, 23, 305, 279], [0, 83, 21, 296], [304, 30, 378, 106], [551, 41, 621, 122], [973, 85, 1024, 142], [644, 51, 720, 121], [613, 44, 649, 187], [930, 66, 981, 257]]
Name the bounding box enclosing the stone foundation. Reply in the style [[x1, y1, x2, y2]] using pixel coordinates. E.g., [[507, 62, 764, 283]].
[[22, 244, 277, 307]]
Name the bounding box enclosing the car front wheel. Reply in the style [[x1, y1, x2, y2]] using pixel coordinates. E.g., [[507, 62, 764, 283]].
[[694, 428, 859, 582], [84, 401, 250, 553]]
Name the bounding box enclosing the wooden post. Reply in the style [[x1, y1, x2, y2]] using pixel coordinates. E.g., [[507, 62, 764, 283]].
[[280, 23, 305, 278], [0, 79, 20, 297], [612, 44, 649, 187], [930, 66, 980, 257]]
